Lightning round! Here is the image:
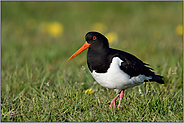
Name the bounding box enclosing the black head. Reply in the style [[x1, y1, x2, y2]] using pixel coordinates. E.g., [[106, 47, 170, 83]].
[[68, 31, 109, 61], [85, 31, 109, 49]]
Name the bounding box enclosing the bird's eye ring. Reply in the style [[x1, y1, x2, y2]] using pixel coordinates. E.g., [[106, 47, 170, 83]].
[[92, 36, 97, 40]]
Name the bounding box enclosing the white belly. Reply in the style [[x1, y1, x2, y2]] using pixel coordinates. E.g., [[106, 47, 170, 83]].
[[90, 57, 152, 92]]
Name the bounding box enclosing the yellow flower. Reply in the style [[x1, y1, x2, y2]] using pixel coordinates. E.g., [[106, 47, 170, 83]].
[[106, 32, 118, 44], [175, 25, 183, 36], [47, 22, 63, 37], [39, 22, 63, 37], [92, 22, 107, 33], [84, 88, 93, 94]]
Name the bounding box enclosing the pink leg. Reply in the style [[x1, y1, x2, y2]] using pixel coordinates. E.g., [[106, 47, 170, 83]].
[[117, 89, 125, 108], [109, 94, 120, 108]]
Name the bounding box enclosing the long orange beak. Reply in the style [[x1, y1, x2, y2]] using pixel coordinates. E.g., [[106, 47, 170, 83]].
[[68, 41, 90, 60]]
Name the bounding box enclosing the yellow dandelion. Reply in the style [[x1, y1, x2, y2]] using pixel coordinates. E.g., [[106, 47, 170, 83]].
[[26, 19, 36, 30], [84, 88, 93, 94], [39, 21, 64, 37], [106, 32, 118, 44], [47, 22, 63, 37], [175, 25, 183, 36], [92, 22, 107, 33]]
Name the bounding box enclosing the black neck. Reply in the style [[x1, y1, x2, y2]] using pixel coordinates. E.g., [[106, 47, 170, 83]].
[[87, 47, 110, 73]]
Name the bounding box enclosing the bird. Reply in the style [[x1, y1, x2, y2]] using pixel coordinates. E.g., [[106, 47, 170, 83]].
[[68, 31, 164, 108]]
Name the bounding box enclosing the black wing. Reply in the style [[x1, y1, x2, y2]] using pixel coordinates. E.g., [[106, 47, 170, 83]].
[[109, 48, 164, 84]]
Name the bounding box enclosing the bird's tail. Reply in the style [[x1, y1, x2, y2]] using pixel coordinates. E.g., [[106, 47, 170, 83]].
[[150, 75, 164, 84]]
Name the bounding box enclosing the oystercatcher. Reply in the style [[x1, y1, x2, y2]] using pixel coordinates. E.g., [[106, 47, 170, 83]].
[[68, 31, 164, 108]]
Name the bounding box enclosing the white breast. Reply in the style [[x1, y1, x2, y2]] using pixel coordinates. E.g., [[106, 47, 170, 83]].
[[90, 57, 152, 93]]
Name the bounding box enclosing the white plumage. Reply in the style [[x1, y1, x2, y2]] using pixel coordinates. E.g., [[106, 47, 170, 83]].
[[91, 57, 152, 94]]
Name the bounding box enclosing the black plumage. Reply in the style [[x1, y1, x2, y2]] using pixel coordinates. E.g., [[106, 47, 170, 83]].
[[86, 32, 164, 84]]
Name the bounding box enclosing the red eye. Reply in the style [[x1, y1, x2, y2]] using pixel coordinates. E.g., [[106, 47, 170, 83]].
[[92, 36, 97, 40]]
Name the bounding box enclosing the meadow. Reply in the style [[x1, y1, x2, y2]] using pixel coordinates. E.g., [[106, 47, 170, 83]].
[[1, 1, 183, 122]]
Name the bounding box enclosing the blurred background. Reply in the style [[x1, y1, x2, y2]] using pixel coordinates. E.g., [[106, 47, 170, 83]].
[[2, 1, 183, 95], [1, 1, 183, 122], [2, 1, 182, 68]]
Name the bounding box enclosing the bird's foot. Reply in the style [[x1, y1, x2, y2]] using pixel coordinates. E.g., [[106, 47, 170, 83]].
[[109, 94, 120, 108], [109, 101, 116, 108], [117, 89, 125, 108], [109, 89, 125, 108]]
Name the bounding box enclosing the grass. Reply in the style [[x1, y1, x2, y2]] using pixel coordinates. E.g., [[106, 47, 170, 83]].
[[1, 1, 183, 122]]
